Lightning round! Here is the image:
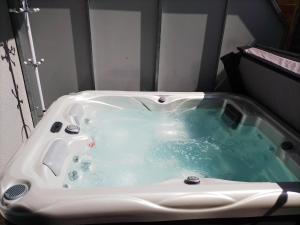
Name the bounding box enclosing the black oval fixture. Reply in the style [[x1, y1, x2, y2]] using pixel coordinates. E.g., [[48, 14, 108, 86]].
[[281, 141, 294, 151], [50, 121, 63, 133]]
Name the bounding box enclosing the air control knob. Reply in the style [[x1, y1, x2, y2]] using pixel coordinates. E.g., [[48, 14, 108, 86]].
[[65, 124, 80, 134], [184, 176, 200, 185]]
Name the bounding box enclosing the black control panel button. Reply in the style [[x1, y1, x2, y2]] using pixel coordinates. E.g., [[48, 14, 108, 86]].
[[281, 141, 294, 151], [50, 121, 63, 133]]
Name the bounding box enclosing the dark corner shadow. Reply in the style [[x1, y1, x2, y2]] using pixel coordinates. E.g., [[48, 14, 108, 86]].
[[227, 0, 286, 48], [0, 0, 15, 43], [217, 0, 285, 62], [5, 0, 25, 35]]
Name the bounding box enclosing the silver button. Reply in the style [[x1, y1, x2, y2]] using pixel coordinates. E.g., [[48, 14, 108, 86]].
[[65, 124, 80, 134], [184, 176, 200, 185]]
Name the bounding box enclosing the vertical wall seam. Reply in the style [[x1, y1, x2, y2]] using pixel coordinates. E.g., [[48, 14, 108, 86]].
[[86, 0, 96, 90], [154, 0, 162, 91], [212, 0, 229, 91]]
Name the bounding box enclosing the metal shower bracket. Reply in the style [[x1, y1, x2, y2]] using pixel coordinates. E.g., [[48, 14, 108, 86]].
[[24, 58, 44, 67], [9, 0, 40, 14], [9, 7, 40, 14], [9, 0, 46, 114]]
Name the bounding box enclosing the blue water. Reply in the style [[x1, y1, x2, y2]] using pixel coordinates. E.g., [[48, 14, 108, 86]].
[[64, 107, 299, 188]]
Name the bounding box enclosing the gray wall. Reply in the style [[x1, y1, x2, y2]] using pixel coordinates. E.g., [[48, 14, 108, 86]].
[[30, 0, 94, 106], [89, 0, 158, 91], [158, 0, 227, 91], [217, 0, 285, 77], [0, 0, 33, 173], [8, 0, 285, 123]]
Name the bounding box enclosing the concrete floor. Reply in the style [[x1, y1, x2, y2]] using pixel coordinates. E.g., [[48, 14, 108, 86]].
[[0, 216, 12, 225], [0, 216, 11, 225], [0, 216, 6, 225]]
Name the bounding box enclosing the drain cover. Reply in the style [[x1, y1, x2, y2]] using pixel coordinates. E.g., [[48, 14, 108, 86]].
[[184, 176, 200, 185], [4, 184, 28, 200]]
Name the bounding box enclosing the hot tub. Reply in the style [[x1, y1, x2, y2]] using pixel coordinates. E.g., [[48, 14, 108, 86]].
[[1, 91, 300, 225]]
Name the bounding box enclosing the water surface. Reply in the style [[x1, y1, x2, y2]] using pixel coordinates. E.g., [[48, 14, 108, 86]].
[[64, 106, 298, 188]]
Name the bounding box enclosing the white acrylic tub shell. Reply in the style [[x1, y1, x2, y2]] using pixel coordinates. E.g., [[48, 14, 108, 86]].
[[0, 91, 300, 225]]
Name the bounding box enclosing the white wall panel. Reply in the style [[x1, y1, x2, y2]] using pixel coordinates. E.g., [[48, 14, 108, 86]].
[[89, 0, 158, 91], [158, 0, 227, 91]]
